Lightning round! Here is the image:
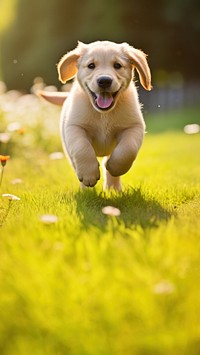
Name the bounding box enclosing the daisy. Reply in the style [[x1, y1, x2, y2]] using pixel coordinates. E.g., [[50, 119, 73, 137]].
[[102, 206, 121, 217], [39, 214, 58, 224], [2, 193, 20, 201]]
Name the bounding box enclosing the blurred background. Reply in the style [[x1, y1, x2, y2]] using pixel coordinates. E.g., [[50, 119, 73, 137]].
[[0, 0, 200, 111]]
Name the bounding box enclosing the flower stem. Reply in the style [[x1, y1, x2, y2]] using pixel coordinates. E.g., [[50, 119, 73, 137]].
[[0, 166, 4, 187]]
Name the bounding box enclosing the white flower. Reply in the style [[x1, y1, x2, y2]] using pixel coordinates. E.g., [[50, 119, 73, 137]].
[[102, 206, 121, 217], [40, 214, 58, 224], [2, 193, 20, 201], [184, 124, 200, 134], [0, 133, 11, 143], [11, 178, 23, 185], [49, 152, 64, 160], [7, 122, 22, 132], [153, 280, 175, 295]]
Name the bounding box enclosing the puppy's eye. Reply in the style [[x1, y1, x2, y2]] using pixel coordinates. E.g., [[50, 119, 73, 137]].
[[114, 62, 122, 69], [88, 63, 95, 69]]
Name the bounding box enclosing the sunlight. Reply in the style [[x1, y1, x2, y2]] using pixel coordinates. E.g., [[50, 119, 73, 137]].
[[0, 0, 17, 32]]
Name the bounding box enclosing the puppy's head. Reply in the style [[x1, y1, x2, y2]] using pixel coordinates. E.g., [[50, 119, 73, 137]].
[[58, 41, 152, 112]]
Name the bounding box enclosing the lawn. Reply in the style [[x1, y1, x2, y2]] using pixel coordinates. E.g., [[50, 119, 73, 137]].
[[0, 93, 200, 355]]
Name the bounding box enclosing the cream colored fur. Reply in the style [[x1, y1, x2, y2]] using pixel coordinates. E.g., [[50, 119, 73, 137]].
[[39, 40, 152, 191]]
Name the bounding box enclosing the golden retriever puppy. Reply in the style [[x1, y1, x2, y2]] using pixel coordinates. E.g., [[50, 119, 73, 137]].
[[40, 40, 152, 191]]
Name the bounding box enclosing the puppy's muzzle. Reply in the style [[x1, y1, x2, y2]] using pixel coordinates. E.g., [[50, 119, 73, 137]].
[[97, 76, 113, 89], [87, 75, 120, 111]]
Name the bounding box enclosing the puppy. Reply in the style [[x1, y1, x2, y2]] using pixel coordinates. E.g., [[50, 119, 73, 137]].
[[40, 41, 152, 191]]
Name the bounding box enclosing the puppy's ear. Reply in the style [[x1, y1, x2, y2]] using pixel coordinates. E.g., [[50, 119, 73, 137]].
[[57, 42, 86, 83], [123, 44, 152, 90]]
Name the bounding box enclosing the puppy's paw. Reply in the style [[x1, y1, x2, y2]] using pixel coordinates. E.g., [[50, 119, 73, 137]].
[[106, 159, 123, 177], [77, 162, 100, 187], [106, 156, 133, 177]]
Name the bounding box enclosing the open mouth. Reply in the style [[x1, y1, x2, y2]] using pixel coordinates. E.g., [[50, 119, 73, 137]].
[[87, 87, 120, 111]]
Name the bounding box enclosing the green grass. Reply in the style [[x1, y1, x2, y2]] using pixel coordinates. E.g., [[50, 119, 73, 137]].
[[0, 102, 200, 354], [145, 105, 200, 133]]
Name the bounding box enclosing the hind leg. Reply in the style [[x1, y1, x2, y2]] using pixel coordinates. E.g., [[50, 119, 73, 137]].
[[102, 157, 122, 191]]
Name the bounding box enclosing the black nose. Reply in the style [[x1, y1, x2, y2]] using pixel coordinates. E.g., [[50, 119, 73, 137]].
[[97, 76, 113, 89]]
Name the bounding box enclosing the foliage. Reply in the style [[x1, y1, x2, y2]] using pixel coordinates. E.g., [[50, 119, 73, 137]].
[[1, 0, 200, 90], [0, 93, 200, 353], [0, 0, 124, 90], [0, 0, 17, 33], [146, 105, 200, 133]]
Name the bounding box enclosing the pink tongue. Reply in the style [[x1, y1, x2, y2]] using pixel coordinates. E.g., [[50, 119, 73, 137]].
[[96, 93, 113, 109]]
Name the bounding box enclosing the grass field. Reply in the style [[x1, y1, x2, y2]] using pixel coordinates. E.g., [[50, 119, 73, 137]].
[[0, 95, 200, 354]]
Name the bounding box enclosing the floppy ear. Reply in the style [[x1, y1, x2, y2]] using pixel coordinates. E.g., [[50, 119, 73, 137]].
[[123, 44, 152, 90], [57, 42, 85, 83]]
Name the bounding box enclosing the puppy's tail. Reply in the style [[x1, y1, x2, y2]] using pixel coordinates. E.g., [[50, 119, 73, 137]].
[[37, 90, 68, 106]]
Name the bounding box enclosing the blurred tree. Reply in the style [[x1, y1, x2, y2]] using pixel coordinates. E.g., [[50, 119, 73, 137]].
[[0, 0, 17, 78], [77, 0, 125, 43], [1, 0, 200, 90], [0, 0, 17, 33], [1, 0, 124, 90], [122, 0, 200, 82], [163, 0, 200, 80]]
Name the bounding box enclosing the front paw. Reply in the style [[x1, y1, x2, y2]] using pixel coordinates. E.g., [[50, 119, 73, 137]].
[[106, 156, 133, 177], [77, 162, 100, 187]]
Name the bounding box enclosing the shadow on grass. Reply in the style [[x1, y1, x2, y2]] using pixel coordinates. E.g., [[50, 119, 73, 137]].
[[74, 187, 172, 230]]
